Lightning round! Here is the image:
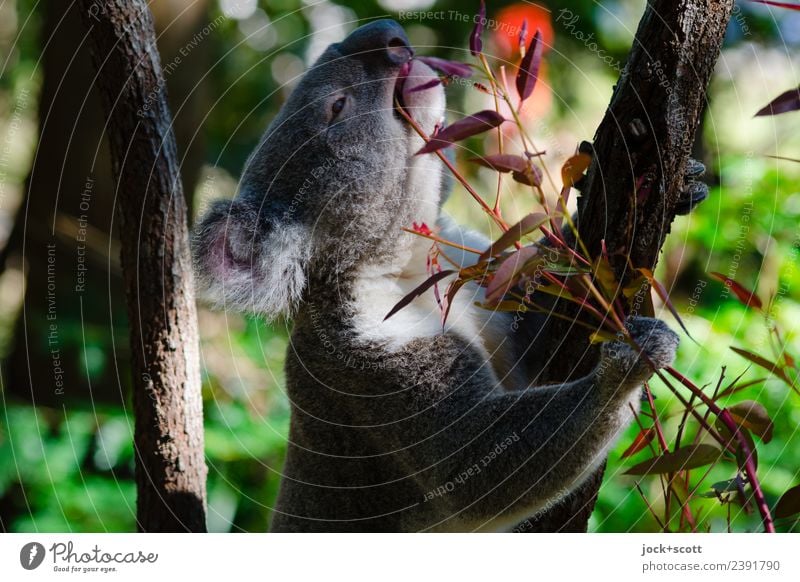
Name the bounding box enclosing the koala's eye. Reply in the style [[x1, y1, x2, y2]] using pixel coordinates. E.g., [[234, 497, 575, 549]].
[[331, 96, 347, 119]]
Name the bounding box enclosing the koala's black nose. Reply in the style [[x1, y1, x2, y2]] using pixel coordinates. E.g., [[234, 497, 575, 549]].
[[338, 19, 413, 66]]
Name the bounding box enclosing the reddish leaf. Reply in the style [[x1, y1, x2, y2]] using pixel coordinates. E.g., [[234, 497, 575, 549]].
[[624, 444, 723, 475], [621, 428, 656, 459], [518, 19, 528, 55], [470, 154, 528, 173], [512, 167, 543, 187], [750, 0, 800, 10], [441, 274, 474, 326], [726, 400, 774, 444], [470, 0, 486, 56], [718, 376, 770, 400], [755, 86, 800, 116], [416, 56, 473, 78], [710, 272, 763, 309], [731, 346, 797, 390], [485, 246, 540, 305], [470, 154, 542, 186], [407, 78, 442, 94], [562, 274, 592, 301], [561, 153, 592, 187], [384, 270, 455, 321], [775, 483, 800, 519], [479, 213, 549, 261], [416, 110, 505, 155], [516, 30, 543, 103], [638, 268, 692, 338]]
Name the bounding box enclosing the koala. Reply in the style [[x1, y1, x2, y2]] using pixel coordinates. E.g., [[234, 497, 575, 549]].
[[192, 20, 680, 532]]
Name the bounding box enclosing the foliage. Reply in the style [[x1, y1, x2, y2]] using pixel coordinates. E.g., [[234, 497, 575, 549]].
[[1, 0, 799, 532], [388, 0, 800, 533]]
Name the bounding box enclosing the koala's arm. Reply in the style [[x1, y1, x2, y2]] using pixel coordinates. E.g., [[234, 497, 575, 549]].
[[390, 317, 677, 530]]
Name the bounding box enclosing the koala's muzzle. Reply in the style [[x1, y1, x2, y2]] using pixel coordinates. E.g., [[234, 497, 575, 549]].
[[338, 19, 413, 66]]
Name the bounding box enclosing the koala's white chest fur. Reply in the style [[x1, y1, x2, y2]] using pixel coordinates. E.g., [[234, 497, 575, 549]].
[[350, 215, 515, 383], [350, 268, 488, 350]]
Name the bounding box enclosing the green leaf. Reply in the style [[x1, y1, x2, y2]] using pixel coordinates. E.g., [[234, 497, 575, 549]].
[[726, 401, 774, 444], [592, 256, 617, 294], [775, 483, 800, 519], [624, 444, 723, 475], [589, 329, 620, 345], [698, 477, 744, 500]]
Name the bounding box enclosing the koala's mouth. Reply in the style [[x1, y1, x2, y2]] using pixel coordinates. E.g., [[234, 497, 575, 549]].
[[393, 61, 414, 114], [393, 59, 445, 128]]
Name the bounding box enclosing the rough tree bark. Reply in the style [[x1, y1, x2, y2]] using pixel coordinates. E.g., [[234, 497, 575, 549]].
[[2, 0, 210, 409], [78, 0, 207, 532], [522, 0, 735, 532]]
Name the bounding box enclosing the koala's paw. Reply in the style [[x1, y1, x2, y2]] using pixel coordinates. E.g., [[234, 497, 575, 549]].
[[625, 317, 680, 369], [675, 158, 708, 215], [597, 317, 679, 395]]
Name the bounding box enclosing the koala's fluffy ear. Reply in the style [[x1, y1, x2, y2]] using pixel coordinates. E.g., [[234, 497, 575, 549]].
[[192, 199, 310, 320]]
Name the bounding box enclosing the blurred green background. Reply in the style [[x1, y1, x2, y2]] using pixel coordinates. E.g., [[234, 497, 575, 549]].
[[0, 0, 799, 532]]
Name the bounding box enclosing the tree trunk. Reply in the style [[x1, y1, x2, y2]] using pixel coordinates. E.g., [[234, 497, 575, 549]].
[[520, 0, 734, 532], [1, 0, 210, 408], [77, 0, 207, 532]]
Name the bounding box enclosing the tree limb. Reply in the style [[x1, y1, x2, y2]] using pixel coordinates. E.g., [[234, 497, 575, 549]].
[[522, 0, 734, 533], [78, 0, 207, 532], [579, 0, 734, 271]]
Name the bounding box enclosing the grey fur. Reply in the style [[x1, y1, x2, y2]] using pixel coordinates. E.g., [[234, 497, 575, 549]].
[[192, 20, 679, 532]]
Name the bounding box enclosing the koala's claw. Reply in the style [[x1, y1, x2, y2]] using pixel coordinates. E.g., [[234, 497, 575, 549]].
[[675, 158, 708, 215], [685, 158, 706, 179], [675, 181, 708, 215]]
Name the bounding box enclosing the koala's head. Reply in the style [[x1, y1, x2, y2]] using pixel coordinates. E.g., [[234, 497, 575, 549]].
[[193, 19, 446, 319]]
